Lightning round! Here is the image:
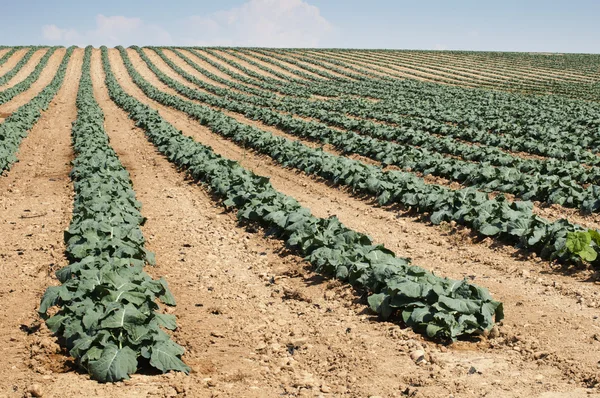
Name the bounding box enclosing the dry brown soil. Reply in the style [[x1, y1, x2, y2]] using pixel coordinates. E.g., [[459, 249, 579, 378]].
[[0, 48, 597, 398]]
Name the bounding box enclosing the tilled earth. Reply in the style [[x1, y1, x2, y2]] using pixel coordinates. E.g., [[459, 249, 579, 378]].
[[0, 48, 598, 398]]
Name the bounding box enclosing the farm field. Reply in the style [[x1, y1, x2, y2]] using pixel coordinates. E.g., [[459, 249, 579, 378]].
[[0, 45, 600, 397]]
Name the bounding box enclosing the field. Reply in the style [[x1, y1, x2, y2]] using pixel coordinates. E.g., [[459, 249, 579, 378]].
[[0, 45, 600, 397]]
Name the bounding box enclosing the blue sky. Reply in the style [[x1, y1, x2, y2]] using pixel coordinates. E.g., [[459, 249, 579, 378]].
[[1, 0, 598, 52]]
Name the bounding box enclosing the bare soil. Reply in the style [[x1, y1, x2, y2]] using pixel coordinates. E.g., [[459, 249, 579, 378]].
[[0, 49, 65, 115], [0, 49, 48, 90], [212, 49, 288, 81], [0, 48, 82, 397], [0, 48, 598, 398], [118, 48, 600, 396], [0, 49, 27, 77]]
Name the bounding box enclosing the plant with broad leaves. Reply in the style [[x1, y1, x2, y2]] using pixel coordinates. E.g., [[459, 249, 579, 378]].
[[39, 46, 188, 383], [566, 230, 600, 263], [102, 46, 504, 342]]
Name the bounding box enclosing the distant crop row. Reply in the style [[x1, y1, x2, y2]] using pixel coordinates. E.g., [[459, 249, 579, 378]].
[[1, 45, 600, 384], [111, 44, 503, 343], [119, 47, 600, 267]]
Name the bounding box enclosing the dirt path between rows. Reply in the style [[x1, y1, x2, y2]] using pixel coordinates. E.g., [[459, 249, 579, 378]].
[[0, 48, 65, 115], [0, 48, 83, 398], [0, 49, 27, 77], [295, 51, 372, 78], [90, 48, 455, 398], [150, 47, 600, 233], [240, 50, 324, 80], [0, 49, 48, 90], [258, 51, 350, 80], [109, 48, 600, 397], [210, 49, 286, 81]]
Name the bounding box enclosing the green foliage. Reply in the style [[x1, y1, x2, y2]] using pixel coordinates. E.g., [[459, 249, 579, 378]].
[[151, 47, 600, 213], [0, 47, 40, 85], [0, 47, 72, 173], [129, 46, 599, 268], [0, 47, 59, 105], [102, 46, 503, 342], [566, 230, 600, 262], [184, 47, 600, 169], [38, 46, 188, 383]]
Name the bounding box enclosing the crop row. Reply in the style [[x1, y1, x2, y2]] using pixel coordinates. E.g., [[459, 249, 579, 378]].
[[0, 47, 73, 172], [309, 49, 586, 97], [105, 45, 503, 341], [39, 46, 189, 383], [0, 46, 59, 105], [0, 47, 40, 85], [233, 47, 600, 142], [363, 50, 591, 84], [0, 48, 18, 67], [190, 49, 600, 162], [241, 48, 600, 139], [402, 50, 597, 77], [165, 48, 600, 187], [119, 46, 599, 267], [254, 47, 600, 105], [346, 50, 600, 100], [184, 48, 600, 185], [139, 47, 600, 213], [216, 48, 414, 99], [199, 47, 403, 99]]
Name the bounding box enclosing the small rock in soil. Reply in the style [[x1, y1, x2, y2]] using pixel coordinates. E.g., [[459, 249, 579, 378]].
[[489, 325, 500, 339], [27, 384, 43, 397], [410, 350, 425, 363]]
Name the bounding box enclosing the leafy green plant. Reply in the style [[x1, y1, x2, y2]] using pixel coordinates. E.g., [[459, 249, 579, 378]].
[[0, 47, 72, 173], [0, 47, 40, 85], [39, 46, 188, 383], [0, 46, 59, 105], [122, 46, 599, 268], [566, 230, 600, 262], [103, 46, 503, 342]]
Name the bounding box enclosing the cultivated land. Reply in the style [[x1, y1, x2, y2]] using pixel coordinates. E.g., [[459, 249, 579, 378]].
[[0, 45, 600, 397]]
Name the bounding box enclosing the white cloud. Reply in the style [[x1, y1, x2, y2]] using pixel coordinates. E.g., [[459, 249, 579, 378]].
[[39, 0, 333, 47], [42, 25, 65, 41], [41, 14, 172, 46], [183, 0, 333, 47], [42, 24, 80, 42]]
